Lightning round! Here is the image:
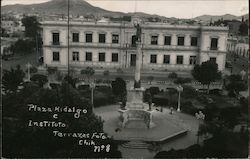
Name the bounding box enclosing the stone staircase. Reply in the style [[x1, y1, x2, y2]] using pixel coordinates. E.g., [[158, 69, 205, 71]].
[[121, 141, 150, 149]]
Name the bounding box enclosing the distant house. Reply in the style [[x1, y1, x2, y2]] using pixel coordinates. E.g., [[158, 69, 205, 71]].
[[1, 19, 25, 35], [1, 37, 18, 56]]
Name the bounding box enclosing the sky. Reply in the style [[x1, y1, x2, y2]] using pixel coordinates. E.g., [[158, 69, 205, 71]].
[[1, 0, 249, 18]]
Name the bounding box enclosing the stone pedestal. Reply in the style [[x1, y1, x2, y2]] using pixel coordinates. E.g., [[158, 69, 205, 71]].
[[126, 87, 145, 109], [118, 87, 154, 129]]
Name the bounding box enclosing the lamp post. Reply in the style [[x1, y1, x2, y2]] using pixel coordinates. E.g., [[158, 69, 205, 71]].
[[26, 62, 31, 81], [176, 85, 183, 112], [89, 82, 96, 112], [195, 111, 205, 144]]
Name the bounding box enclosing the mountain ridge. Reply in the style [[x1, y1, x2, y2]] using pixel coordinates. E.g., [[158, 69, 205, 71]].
[[2, 0, 248, 21]]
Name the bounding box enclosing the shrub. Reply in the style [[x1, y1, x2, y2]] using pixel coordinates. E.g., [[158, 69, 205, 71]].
[[174, 77, 191, 84], [30, 74, 48, 87], [116, 68, 123, 74], [168, 72, 178, 79], [209, 89, 222, 96], [182, 85, 198, 99], [50, 83, 61, 89], [26, 66, 38, 74], [47, 67, 57, 74], [78, 84, 90, 90], [103, 70, 110, 76], [93, 91, 115, 107], [181, 101, 199, 115], [148, 87, 160, 96], [152, 94, 169, 106]]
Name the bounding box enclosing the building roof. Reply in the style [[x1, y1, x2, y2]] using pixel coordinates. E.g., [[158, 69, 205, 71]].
[[42, 20, 229, 32]]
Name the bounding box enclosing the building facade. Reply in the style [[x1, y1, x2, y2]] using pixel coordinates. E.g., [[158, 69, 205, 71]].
[[42, 18, 228, 72], [227, 36, 249, 59]]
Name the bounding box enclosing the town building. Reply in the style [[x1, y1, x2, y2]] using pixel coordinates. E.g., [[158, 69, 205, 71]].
[[227, 36, 249, 59], [42, 17, 228, 72], [1, 19, 25, 35]]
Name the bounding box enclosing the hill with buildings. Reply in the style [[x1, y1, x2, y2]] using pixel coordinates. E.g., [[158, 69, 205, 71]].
[[193, 13, 249, 22]]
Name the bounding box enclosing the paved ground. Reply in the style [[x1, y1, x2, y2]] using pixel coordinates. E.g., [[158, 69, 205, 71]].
[[95, 106, 187, 141], [94, 105, 201, 159]]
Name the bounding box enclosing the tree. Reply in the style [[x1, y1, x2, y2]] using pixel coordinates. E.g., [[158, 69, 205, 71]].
[[22, 16, 41, 38], [2, 65, 25, 94], [10, 39, 35, 55], [21, 16, 43, 52], [64, 75, 77, 88], [111, 78, 127, 101], [81, 67, 95, 82], [238, 22, 248, 36], [2, 82, 122, 158], [192, 61, 221, 94], [225, 74, 247, 96], [30, 74, 48, 88]]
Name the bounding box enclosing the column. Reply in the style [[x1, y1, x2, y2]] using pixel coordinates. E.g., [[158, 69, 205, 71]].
[[134, 42, 142, 88]]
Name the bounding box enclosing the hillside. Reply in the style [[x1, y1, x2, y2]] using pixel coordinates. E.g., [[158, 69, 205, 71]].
[[2, 0, 248, 22], [1, 0, 124, 16]]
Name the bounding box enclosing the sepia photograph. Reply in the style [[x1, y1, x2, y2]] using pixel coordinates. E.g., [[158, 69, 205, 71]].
[[1, 0, 249, 158]]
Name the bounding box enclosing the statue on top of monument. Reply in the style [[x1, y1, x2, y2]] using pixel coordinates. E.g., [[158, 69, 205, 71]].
[[135, 23, 142, 42]]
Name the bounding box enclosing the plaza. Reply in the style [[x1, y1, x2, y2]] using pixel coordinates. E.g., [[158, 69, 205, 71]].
[[95, 105, 201, 158]]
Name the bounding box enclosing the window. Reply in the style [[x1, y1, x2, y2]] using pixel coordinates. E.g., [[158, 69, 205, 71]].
[[177, 37, 184, 46], [132, 35, 137, 47], [189, 56, 196, 65], [210, 57, 216, 63], [150, 54, 157, 63], [72, 33, 79, 42], [164, 36, 171, 45], [86, 52, 92, 61], [52, 33, 59, 45], [72, 52, 79, 61], [163, 55, 170, 64], [210, 38, 218, 50], [112, 53, 118, 62], [99, 34, 106, 43], [191, 37, 198, 46], [86, 33, 92, 43], [99, 52, 105, 62], [53, 52, 59, 61], [112, 34, 119, 43], [151, 36, 158, 45], [176, 55, 183, 64]]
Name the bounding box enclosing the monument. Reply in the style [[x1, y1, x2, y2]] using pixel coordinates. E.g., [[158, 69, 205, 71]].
[[119, 22, 154, 129]]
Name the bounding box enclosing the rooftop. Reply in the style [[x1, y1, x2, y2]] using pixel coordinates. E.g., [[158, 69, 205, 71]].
[[42, 20, 228, 31]]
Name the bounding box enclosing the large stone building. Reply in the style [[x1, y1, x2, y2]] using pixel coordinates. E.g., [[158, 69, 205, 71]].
[[42, 17, 228, 72]]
